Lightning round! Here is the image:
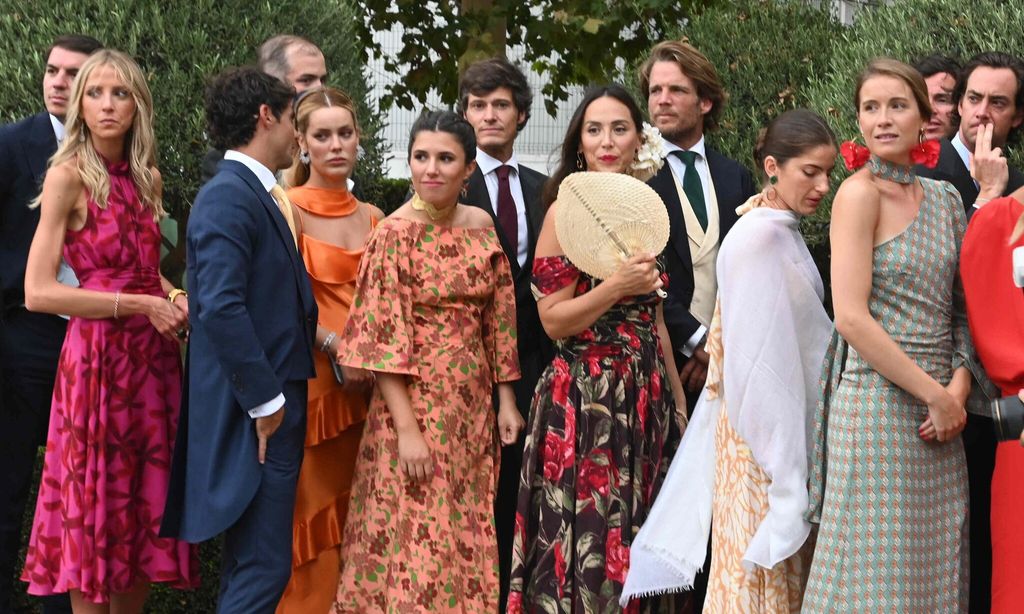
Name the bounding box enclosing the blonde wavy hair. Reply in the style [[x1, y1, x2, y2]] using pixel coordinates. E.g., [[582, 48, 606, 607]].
[[32, 49, 163, 218], [284, 86, 360, 188]]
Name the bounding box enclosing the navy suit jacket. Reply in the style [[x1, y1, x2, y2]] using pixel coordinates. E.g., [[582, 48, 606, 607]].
[[0, 112, 57, 311], [161, 159, 317, 542], [649, 146, 757, 355]]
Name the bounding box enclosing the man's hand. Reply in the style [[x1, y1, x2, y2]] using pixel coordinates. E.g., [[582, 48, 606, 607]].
[[970, 122, 1009, 202], [678, 347, 710, 393], [255, 405, 285, 464]]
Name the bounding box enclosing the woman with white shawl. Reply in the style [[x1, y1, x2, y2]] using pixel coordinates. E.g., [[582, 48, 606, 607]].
[[622, 109, 836, 612]]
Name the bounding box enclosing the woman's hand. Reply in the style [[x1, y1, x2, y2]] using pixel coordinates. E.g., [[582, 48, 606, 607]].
[[919, 385, 967, 442], [143, 294, 189, 341], [397, 427, 433, 482], [497, 403, 525, 446], [607, 253, 662, 299], [339, 364, 374, 389]]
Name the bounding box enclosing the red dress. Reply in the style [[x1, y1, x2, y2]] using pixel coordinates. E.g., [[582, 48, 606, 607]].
[[20, 159, 198, 603], [959, 196, 1024, 614]]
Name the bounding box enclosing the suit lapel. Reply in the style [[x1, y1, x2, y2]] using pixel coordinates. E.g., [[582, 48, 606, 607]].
[[464, 167, 522, 277], [223, 161, 312, 309], [649, 164, 689, 266], [705, 147, 741, 239], [26, 112, 58, 185]]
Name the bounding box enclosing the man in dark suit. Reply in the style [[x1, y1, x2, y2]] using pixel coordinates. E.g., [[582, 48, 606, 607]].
[[457, 56, 551, 610], [916, 51, 1024, 614], [200, 35, 328, 183], [161, 68, 317, 613], [0, 34, 101, 614], [640, 40, 756, 406]]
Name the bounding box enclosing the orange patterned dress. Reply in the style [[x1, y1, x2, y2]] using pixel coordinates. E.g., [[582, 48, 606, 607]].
[[706, 409, 813, 613], [275, 186, 374, 614], [333, 217, 520, 613]]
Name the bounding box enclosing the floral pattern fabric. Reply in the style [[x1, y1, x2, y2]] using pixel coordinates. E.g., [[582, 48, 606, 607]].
[[20, 159, 198, 603], [509, 255, 682, 613], [332, 218, 520, 613]]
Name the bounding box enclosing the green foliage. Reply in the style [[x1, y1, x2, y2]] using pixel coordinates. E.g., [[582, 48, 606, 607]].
[[802, 0, 1024, 229], [676, 0, 842, 249], [375, 177, 412, 215], [356, 0, 709, 115], [0, 0, 386, 286]]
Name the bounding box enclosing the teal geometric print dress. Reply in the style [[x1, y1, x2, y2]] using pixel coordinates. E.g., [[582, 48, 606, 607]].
[[803, 157, 972, 612]]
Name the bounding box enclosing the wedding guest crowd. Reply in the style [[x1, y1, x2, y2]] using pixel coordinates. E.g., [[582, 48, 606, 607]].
[[2, 25, 1023, 614]]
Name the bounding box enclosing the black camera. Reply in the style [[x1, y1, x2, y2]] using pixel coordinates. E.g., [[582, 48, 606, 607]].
[[992, 395, 1024, 441]]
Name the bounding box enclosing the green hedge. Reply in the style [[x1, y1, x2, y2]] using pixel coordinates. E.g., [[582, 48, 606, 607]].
[[802, 0, 1024, 227], [1, 2, 380, 612], [0, 0, 386, 288]]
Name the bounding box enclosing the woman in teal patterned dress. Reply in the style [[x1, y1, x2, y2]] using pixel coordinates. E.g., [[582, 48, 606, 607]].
[[804, 58, 978, 612], [507, 85, 686, 613]]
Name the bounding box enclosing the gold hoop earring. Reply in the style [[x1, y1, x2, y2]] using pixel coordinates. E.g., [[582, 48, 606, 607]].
[[575, 152, 585, 171]]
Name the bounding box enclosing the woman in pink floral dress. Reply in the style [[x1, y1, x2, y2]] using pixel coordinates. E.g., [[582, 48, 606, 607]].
[[332, 110, 523, 612], [20, 50, 197, 611]]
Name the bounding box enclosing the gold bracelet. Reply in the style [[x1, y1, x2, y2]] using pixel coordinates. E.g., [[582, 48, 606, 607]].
[[168, 288, 188, 304], [113, 290, 121, 319]]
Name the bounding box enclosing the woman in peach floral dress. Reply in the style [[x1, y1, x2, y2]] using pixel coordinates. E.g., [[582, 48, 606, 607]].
[[332, 110, 524, 612]]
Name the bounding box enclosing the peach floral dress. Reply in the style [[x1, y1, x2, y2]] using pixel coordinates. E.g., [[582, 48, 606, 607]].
[[332, 218, 520, 613]]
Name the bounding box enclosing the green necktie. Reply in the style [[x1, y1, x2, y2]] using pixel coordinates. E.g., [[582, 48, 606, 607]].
[[675, 150, 708, 232]]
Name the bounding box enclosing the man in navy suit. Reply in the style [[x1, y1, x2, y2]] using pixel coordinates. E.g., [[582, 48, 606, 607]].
[[161, 67, 317, 613], [457, 56, 551, 611], [0, 34, 101, 614], [640, 40, 756, 406]]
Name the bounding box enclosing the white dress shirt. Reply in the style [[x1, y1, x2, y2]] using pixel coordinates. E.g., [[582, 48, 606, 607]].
[[224, 150, 285, 419], [663, 137, 710, 355], [475, 148, 528, 267]]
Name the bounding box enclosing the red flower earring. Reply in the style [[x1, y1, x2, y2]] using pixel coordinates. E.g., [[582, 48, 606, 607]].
[[840, 140, 871, 171], [910, 137, 940, 168]]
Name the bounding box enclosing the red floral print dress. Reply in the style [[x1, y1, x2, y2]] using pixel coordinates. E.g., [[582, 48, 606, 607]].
[[20, 159, 198, 603], [332, 218, 520, 613], [508, 256, 681, 613]]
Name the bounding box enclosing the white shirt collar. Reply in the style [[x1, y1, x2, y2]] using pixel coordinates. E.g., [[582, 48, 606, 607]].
[[475, 147, 520, 176], [49, 114, 65, 143], [223, 150, 277, 191], [664, 135, 707, 159], [951, 132, 972, 171]]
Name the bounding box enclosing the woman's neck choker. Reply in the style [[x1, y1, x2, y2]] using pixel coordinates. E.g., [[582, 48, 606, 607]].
[[411, 192, 456, 221], [867, 155, 916, 185]]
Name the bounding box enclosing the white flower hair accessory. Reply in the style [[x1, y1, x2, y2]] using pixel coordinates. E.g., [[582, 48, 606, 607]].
[[630, 122, 667, 182]]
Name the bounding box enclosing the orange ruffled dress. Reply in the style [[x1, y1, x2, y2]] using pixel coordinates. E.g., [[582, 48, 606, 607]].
[[275, 185, 375, 614]]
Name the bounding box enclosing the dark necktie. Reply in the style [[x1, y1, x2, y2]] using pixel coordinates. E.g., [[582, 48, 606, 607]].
[[495, 165, 519, 255], [673, 150, 708, 232]]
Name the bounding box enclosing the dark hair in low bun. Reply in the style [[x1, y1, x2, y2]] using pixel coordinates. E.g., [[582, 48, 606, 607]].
[[407, 109, 477, 162], [753, 109, 837, 182]]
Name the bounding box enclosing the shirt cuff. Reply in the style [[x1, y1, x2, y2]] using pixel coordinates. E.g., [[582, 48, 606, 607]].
[[682, 325, 707, 357], [248, 393, 284, 419]]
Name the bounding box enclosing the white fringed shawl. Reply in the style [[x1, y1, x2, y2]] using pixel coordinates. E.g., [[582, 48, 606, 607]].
[[621, 205, 831, 602]]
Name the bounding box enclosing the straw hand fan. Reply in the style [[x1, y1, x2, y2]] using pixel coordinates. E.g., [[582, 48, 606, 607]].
[[554, 172, 670, 294]]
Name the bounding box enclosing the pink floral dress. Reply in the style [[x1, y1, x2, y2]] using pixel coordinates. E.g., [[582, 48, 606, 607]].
[[508, 256, 682, 613], [332, 218, 520, 612], [21, 159, 198, 603]]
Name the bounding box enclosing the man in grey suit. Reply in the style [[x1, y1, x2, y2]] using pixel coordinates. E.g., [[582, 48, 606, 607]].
[[457, 56, 550, 612]]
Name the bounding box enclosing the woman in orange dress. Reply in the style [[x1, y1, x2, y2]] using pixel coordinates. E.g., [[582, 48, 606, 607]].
[[275, 87, 383, 614]]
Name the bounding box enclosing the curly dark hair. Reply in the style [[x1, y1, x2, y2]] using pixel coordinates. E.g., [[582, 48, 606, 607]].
[[951, 51, 1024, 144], [205, 67, 294, 150], [458, 57, 533, 132], [913, 54, 960, 80], [406, 109, 477, 162]]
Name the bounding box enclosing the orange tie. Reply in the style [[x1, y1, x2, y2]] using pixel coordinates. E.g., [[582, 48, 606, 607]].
[[269, 184, 298, 249]]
